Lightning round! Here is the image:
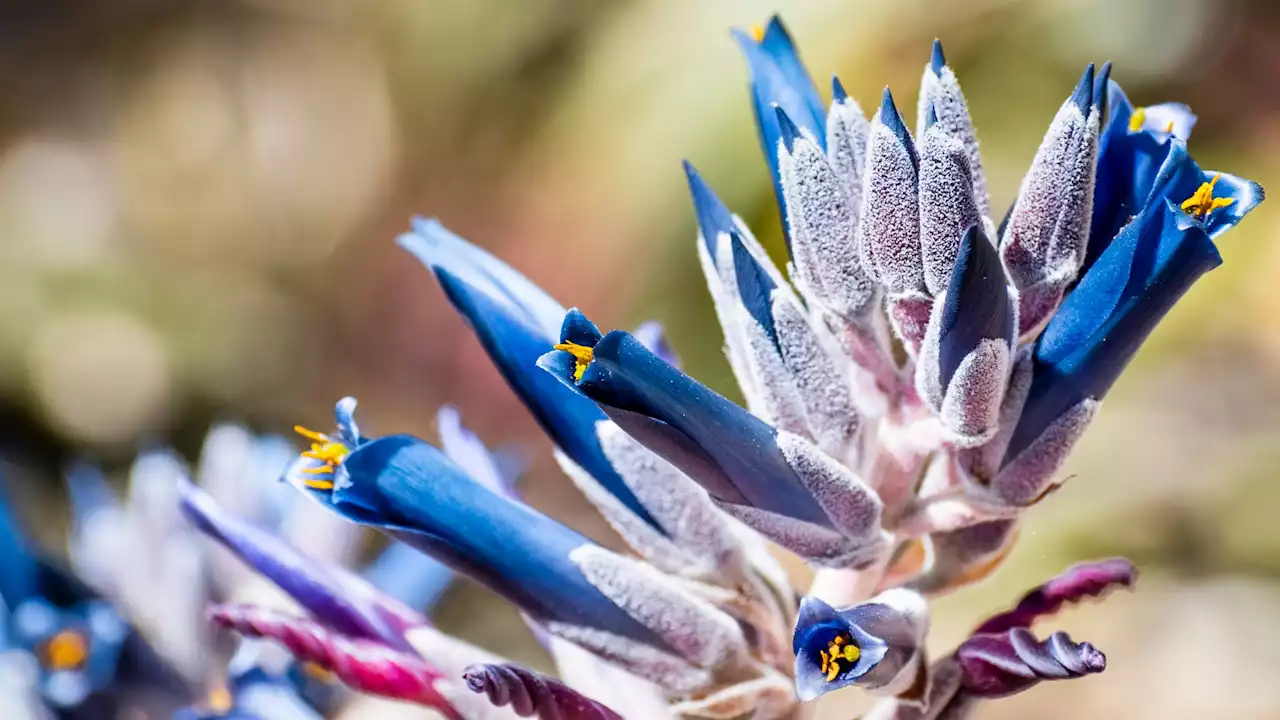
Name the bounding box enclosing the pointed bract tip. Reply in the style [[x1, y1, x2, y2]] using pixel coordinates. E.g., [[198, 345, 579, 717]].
[[1093, 61, 1113, 117], [923, 101, 939, 132], [683, 160, 734, 252], [775, 105, 803, 152], [832, 74, 848, 102], [931, 39, 946, 74], [1070, 63, 1095, 114], [878, 87, 911, 145]]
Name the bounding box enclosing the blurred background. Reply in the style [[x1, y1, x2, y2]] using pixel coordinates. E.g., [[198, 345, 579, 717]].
[[1, 0, 1279, 717]]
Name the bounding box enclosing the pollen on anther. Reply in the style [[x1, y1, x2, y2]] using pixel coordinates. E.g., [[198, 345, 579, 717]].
[[1180, 173, 1236, 220], [554, 342, 595, 382]]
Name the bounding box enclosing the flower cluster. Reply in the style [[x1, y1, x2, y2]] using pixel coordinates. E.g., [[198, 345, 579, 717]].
[[0, 11, 1264, 720], [188, 15, 1258, 720]]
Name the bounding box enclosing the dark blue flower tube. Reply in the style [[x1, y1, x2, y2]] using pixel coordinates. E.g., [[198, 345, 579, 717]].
[[283, 401, 671, 656], [398, 219, 661, 532], [539, 312, 832, 529], [1006, 141, 1262, 464], [733, 16, 826, 246]]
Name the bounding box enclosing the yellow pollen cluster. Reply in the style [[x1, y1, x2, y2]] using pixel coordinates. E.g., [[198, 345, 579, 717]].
[[750, 24, 765, 43], [43, 630, 88, 671], [1180, 173, 1236, 221], [554, 341, 595, 382], [295, 426, 350, 490], [207, 685, 233, 713], [818, 633, 861, 683], [1129, 107, 1176, 134]]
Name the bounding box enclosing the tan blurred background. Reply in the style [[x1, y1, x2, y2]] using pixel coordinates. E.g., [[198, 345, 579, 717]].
[[3, 0, 1280, 717]]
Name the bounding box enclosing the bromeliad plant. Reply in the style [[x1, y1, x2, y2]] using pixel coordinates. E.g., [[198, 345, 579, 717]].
[[204, 14, 1261, 720]]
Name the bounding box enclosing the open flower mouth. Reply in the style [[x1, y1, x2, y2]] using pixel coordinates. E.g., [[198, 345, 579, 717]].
[[553, 341, 595, 382], [1180, 173, 1235, 221], [41, 629, 89, 672], [816, 631, 861, 683], [294, 425, 352, 491]]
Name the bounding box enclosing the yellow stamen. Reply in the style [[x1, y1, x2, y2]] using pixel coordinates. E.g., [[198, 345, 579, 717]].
[[554, 342, 595, 382], [303, 661, 339, 684], [1164, 120, 1175, 133], [750, 24, 765, 43], [1180, 173, 1236, 220], [294, 425, 350, 486], [1128, 106, 1146, 133], [43, 630, 88, 671], [294, 426, 329, 443], [207, 686, 233, 713], [817, 631, 861, 684]]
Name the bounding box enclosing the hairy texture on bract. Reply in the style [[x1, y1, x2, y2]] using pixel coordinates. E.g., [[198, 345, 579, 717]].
[[780, 132, 876, 318], [595, 423, 748, 582], [858, 110, 923, 294], [714, 500, 857, 567], [545, 622, 712, 695], [918, 130, 980, 298], [772, 297, 861, 458], [827, 95, 870, 215], [938, 339, 1011, 447], [670, 669, 796, 720], [995, 399, 1099, 506], [918, 64, 989, 218], [777, 431, 884, 548], [958, 350, 1033, 482], [1000, 99, 1099, 303], [569, 546, 748, 671], [697, 236, 766, 417]]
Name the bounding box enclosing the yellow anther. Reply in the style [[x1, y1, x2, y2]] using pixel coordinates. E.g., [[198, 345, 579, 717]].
[[750, 24, 765, 43], [816, 632, 861, 684], [554, 342, 595, 382], [303, 661, 338, 684], [43, 630, 88, 671], [1164, 120, 1175, 133], [207, 685, 233, 713], [1128, 107, 1146, 133], [303, 478, 335, 490], [294, 426, 329, 443], [1180, 173, 1236, 220]]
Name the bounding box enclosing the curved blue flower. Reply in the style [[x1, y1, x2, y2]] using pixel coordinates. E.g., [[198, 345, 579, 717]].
[[1, 477, 186, 718], [1084, 77, 1197, 274], [540, 311, 831, 529], [398, 218, 661, 532], [791, 594, 926, 702], [733, 15, 826, 244], [283, 398, 672, 655], [1006, 140, 1263, 463]]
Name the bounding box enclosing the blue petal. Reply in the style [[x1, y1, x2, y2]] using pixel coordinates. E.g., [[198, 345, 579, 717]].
[[1070, 63, 1095, 115], [792, 600, 891, 701], [336, 435, 671, 651], [930, 39, 946, 75], [426, 265, 661, 531], [400, 217, 565, 339], [878, 88, 918, 171], [1009, 200, 1221, 460], [178, 478, 412, 651], [938, 224, 1013, 388], [0, 477, 39, 604], [436, 405, 518, 499], [556, 325, 832, 528], [683, 160, 736, 257], [561, 307, 603, 346], [730, 234, 781, 350], [733, 17, 825, 245]]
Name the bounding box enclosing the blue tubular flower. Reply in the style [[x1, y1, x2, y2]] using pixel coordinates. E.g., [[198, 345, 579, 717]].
[[283, 399, 675, 656], [998, 140, 1263, 503], [539, 311, 887, 568], [791, 590, 927, 702], [0, 479, 185, 717], [397, 218, 662, 532], [1084, 78, 1194, 273], [733, 16, 826, 241]]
